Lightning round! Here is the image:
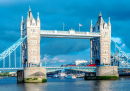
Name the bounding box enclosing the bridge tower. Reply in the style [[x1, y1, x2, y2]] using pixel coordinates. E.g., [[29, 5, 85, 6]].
[[21, 7, 41, 67], [18, 7, 46, 83], [90, 12, 111, 66], [87, 12, 119, 80]]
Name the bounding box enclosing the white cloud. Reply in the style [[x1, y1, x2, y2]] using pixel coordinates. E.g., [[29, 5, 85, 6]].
[[111, 37, 122, 44], [50, 61, 57, 63], [52, 57, 58, 60], [58, 59, 65, 62], [41, 54, 50, 61], [120, 43, 125, 48]]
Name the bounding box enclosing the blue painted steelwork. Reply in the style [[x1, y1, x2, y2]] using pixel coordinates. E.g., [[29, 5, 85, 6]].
[[111, 40, 130, 66], [111, 40, 130, 59], [111, 52, 128, 65], [46, 67, 96, 73], [0, 36, 130, 72], [0, 35, 27, 61], [0, 68, 24, 71]]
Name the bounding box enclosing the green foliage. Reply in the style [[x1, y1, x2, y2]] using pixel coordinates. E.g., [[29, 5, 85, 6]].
[[26, 78, 38, 80], [97, 76, 119, 80], [0, 72, 11, 77], [26, 78, 31, 80], [33, 78, 38, 80], [42, 79, 47, 82]]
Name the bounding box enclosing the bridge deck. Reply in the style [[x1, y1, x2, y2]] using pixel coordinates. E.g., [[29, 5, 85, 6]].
[[40, 30, 100, 39], [1, 67, 130, 72]]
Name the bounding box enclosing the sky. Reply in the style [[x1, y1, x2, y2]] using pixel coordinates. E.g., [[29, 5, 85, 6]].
[[0, 0, 130, 67]]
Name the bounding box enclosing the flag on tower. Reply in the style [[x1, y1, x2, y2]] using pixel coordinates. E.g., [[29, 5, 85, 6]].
[[79, 23, 82, 32], [79, 23, 82, 26]]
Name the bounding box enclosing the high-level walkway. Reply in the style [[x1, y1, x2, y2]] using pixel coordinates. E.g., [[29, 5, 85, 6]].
[[40, 30, 100, 39]]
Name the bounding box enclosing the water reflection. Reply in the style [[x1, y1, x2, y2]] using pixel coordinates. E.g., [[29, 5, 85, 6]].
[[0, 77, 130, 91], [90, 80, 111, 91], [18, 83, 47, 91]]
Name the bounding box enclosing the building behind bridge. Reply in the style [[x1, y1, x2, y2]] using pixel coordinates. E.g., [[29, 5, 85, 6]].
[[61, 60, 88, 67]]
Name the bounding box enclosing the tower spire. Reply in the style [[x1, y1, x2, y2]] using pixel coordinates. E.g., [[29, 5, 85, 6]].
[[21, 16, 23, 23], [27, 6, 33, 20], [99, 11, 102, 17], [108, 17, 111, 26], [29, 6, 31, 11], [37, 12, 40, 22], [90, 20, 93, 32]]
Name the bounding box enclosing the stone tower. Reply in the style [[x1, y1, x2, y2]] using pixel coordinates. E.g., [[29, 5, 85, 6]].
[[90, 12, 111, 65], [21, 7, 41, 67]]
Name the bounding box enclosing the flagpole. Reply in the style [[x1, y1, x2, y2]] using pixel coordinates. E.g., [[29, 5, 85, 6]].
[[63, 22, 64, 31], [79, 23, 80, 32]]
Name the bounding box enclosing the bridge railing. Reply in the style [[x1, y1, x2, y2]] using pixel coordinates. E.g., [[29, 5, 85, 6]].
[[40, 30, 100, 37]]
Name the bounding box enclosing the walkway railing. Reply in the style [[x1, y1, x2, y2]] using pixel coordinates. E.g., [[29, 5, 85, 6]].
[[40, 30, 100, 38]]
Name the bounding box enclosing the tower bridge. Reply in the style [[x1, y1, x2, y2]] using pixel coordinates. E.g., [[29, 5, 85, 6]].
[[0, 7, 130, 82]]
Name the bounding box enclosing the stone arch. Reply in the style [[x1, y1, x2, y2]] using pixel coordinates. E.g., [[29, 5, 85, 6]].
[[95, 59, 100, 66]]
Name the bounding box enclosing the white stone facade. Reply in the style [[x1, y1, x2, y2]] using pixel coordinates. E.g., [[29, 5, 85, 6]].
[[96, 66, 119, 76], [90, 13, 111, 65], [21, 7, 41, 67]]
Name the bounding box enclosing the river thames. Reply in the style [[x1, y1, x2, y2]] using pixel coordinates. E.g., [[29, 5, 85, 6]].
[[0, 77, 130, 91]]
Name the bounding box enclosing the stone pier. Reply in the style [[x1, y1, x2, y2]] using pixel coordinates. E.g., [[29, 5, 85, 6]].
[[85, 66, 119, 80], [17, 70, 24, 83], [17, 67, 47, 83]]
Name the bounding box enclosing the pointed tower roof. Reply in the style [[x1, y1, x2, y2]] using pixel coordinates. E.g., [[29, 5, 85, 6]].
[[96, 12, 104, 26], [99, 11, 102, 17], [27, 6, 33, 21]]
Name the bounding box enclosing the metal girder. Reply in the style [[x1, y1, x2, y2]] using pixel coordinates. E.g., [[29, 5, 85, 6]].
[[0, 35, 27, 61], [111, 52, 128, 65], [0, 68, 23, 71], [111, 40, 129, 58], [46, 67, 96, 73]]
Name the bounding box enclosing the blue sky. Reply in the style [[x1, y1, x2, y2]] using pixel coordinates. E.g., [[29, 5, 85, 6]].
[[0, 0, 130, 67]]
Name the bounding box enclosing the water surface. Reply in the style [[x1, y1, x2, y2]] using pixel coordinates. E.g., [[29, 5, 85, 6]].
[[0, 77, 130, 91]]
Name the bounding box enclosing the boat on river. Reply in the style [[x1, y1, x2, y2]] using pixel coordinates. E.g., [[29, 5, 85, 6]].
[[66, 74, 76, 79], [58, 73, 66, 78], [53, 74, 58, 78]]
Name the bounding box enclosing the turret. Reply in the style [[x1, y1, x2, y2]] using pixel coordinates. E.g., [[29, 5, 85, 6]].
[[21, 16, 23, 38], [108, 17, 111, 30], [37, 12, 40, 27], [90, 20, 93, 32], [21, 16, 23, 24], [108, 17, 111, 26]]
